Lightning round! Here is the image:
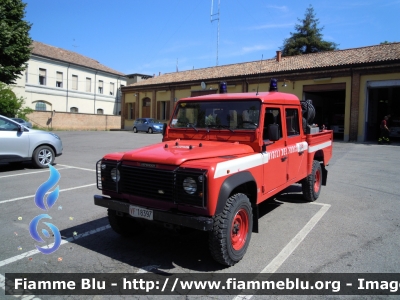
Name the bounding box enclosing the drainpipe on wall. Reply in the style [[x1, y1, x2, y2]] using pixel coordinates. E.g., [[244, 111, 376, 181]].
[[66, 63, 70, 112], [116, 76, 120, 115], [94, 71, 98, 114]]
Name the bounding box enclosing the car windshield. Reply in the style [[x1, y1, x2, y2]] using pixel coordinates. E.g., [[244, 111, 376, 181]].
[[147, 119, 156, 123], [170, 100, 261, 130]]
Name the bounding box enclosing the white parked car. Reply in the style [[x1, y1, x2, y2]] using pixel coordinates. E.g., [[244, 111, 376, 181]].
[[0, 115, 63, 168]]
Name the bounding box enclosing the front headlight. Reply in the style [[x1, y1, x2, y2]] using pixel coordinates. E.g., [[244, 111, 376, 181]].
[[111, 168, 120, 182], [183, 177, 197, 194], [49, 132, 60, 140]]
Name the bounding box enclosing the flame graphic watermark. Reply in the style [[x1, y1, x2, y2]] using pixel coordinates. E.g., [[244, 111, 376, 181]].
[[29, 165, 61, 254]]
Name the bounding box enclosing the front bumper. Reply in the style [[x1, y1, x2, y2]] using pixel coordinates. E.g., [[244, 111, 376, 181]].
[[94, 195, 213, 231]]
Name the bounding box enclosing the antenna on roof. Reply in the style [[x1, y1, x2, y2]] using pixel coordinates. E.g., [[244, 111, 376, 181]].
[[211, 0, 220, 66], [256, 54, 263, 95]]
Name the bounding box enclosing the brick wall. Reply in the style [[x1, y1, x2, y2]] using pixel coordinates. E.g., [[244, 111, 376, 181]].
[[27, 111, 121, 130]]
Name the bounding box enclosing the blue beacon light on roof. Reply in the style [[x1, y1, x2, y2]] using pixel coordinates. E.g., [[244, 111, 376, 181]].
[[269, 78, 278, 92], [219, 81, 227, 94]]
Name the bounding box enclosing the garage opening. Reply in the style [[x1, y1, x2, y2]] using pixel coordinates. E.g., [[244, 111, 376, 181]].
[[303, 83, 346, 140], [366, 85, 400, 141]]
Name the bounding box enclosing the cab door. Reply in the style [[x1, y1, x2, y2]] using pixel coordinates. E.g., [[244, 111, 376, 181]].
[[262, 106, 287, 194], [285, 107, 307, 181]]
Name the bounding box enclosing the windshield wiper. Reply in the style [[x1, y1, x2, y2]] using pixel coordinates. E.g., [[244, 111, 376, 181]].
[[185, 123, 198, 132], [208, 124, 234, 132]]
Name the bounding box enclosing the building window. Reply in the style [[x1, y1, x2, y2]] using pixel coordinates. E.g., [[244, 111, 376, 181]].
[[98, 80, 103, 94], [86, 78, 91, 92], [110, 82, 114, 95], [72, 75, 78, 90], [127, 103, 135, 119], [39, 69, 46, 85], [35, 101, 47, 111], [97, 108, 104, 114], [70, 107, 78, 113], [56, 72, 63, 88]]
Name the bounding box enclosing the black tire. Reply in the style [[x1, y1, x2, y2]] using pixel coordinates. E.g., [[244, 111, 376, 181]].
[[107, 209, 144, 237], [209, 193, 253, 266], [302, 160, 322, 202], [32, 145, 55, 168], [148, 127, 153, 134], [133, 127, 138, 133]]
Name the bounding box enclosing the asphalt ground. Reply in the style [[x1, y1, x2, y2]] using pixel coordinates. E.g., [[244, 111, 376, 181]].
[[0, 131, 399, 300]]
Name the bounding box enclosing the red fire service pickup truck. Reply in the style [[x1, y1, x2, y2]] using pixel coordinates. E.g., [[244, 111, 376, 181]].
[[94, 80, 333, 266]]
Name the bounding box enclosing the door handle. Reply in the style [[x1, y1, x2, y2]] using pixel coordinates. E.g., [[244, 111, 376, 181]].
[[281, 156, 288, 162]]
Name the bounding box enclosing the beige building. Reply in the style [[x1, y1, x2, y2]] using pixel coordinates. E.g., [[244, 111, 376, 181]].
[[12, 41, 127, 116], [122, 43, 400, 142]]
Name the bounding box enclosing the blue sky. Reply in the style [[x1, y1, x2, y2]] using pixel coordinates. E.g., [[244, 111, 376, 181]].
[[24, 0, 400, 76]]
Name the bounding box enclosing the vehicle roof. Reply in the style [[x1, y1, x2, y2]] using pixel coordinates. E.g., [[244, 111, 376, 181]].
[[180, 91, 300, 105]]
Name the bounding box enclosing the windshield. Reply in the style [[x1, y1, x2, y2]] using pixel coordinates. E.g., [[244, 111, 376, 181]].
[[170, 100, 261, 130]]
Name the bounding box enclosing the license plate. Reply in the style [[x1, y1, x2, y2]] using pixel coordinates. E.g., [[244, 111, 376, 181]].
[[129, 205, 153, 221]]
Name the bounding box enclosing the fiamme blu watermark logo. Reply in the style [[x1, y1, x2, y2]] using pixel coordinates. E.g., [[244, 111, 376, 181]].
[[29, 165, 62, 254]]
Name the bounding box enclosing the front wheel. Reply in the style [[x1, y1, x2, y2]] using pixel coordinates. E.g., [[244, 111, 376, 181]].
[[108, 209, 144, 237], [209, 193, 253, 266], [302, 160, 322, 202], [32, 145, 55, 168], [148, 127, 153, 134]]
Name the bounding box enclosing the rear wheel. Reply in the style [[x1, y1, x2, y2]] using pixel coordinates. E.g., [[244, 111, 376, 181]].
[[148, 127, 153, 134], [302, 160, 322, 202], [108, 209, 144, 237], [133, 127, 138, 133], [209, 193, 253, 266]]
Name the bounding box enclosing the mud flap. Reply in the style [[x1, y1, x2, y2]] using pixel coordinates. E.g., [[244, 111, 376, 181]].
[[252, 203, 259, 233], [321, 164, 328, 186]]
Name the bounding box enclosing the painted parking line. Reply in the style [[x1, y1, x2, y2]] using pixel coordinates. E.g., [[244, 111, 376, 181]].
[[234, 202, 331, 300], [0, 165, 94, 179], [0, 183, 96, 205], [57, 164, 96, 172], [0, 167, 71, 179]]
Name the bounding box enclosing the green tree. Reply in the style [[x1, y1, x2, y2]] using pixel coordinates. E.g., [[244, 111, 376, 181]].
[[0, 0, 32, 84], [0, 82, 32, 118], [281, 5, 338, 56]]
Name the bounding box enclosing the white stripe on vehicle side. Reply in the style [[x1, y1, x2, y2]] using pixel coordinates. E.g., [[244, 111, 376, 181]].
[[214, 153, 265, 179], [308, 141, 332, 153], [214, 141, 310, 179]]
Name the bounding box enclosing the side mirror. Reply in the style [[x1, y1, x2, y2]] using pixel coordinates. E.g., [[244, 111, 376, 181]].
[[268, 124, 280, 141], [18, 125, 25, 132], [162, 123, 167, 136]]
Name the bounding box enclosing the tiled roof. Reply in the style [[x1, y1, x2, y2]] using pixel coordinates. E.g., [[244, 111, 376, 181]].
[[31, 41, 125, 76], [128, 43, 400, 87]]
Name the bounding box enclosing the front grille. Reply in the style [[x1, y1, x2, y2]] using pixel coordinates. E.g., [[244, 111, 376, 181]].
[[120, 165, 175, 201]]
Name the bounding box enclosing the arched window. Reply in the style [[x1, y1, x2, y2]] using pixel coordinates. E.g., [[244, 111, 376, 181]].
[[35, 101, 47, 111], [70, 107, 78, 113], [97, 108, 104, 114], [143, 97, 151, 107]]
